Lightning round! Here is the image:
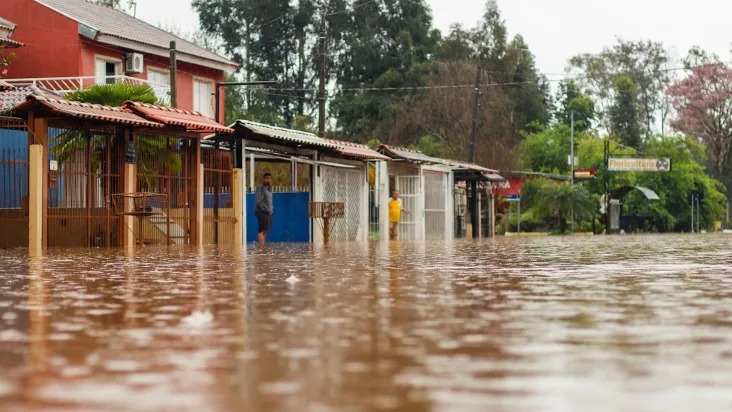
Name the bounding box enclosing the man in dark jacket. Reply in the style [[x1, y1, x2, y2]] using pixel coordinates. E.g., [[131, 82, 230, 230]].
[[254, 173, 274, 245]]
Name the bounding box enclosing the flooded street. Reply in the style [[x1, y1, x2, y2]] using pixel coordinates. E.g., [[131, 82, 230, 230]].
[[1, 235, 732, 411]]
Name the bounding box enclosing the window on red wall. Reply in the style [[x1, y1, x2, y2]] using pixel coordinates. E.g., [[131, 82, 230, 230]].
[[193, 78, 214, 118], [147, 69, 170, 102]]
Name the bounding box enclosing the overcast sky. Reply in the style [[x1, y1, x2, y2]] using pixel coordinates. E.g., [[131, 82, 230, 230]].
[[135, 0, 731, 75]]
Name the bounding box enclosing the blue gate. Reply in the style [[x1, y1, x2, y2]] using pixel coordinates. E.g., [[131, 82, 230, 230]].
[[246, 192, 310, 243]]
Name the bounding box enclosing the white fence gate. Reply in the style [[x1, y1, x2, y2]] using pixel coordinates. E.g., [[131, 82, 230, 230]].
[[396, 175, 422, 240], [322, 166, 365, 242], [424, 171, 447, 240]]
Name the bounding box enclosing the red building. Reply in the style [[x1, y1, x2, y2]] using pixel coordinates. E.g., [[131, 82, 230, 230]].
[[0, 0, 238, 121]]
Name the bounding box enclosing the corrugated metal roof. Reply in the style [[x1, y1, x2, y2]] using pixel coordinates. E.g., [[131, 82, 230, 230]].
[[380, 144, 502, 176], [124, 101, 234, 134], [233, 120, 338, 148], [34, 0, 238, 69], [15, 95, 164, 127], [449, 160, 499, 174], [379, 144, 443, 164], [324, 139, 390, 160]]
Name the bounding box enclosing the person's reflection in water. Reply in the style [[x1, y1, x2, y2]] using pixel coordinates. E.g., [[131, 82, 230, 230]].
[[389, 240, 401, 307]]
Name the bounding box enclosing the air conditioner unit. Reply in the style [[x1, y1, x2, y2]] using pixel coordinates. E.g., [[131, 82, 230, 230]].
[[125, 53, 144, 74]]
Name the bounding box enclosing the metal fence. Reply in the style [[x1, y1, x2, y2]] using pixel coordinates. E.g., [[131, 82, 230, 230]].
[[136, 135, 193, 246], [0, 121, 29, 249], [322, 165, 364, 242], [424, 172, 447, 240], [202, 147, 236, 245], [47, 127, 121, 248]]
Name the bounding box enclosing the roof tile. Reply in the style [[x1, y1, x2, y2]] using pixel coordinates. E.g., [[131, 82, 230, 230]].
[[0, 85, 60, 113], [14, 95, 164, 127], [35, 0, 237, 68], [124, 101, 234, 134]]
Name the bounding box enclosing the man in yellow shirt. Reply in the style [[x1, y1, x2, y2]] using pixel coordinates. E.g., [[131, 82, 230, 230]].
[[388, 190, 410, 240]]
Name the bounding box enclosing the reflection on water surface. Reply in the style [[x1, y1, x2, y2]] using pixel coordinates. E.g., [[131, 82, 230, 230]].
[[1, 235, 732, 411]]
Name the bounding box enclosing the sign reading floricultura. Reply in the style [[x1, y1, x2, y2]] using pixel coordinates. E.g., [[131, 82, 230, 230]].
[[608, 158, 672, 172]]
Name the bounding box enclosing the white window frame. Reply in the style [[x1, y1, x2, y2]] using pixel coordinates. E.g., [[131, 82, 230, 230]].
[[147, 68, 170, 101], [94, 55, 122, 85], [192, 77, 215, 119]]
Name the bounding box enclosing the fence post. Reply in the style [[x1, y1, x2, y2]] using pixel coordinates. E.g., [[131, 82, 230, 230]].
[[233, 168, 243, 246], [29, 145, 44, 256], [196, 163, 204, 248]]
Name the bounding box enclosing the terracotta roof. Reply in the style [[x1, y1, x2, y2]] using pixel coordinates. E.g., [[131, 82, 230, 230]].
[[232, 120, 338, 148], [0, 85, 60, 113], [34, 0, 238, 70], [0, 38, 23, 48], [14, 95, 164, 127], [324, 139, 390, 160], [123, 101, 234, 134]]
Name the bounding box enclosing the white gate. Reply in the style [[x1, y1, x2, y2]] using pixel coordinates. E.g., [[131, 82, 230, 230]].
[[322, 166, 364, 242], [396, 176, 422, 240], [424, 171, 447, 239]]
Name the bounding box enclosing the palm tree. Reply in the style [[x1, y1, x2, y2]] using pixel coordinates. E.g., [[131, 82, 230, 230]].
[[532, 181, 596, 234], [52, 83, 181, 196]]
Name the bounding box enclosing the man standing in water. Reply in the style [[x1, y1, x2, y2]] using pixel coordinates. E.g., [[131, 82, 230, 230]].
[[388, 190, 410, 240], [255, 173, 274, 245]]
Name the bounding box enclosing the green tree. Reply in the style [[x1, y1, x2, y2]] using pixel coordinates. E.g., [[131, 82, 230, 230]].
[[528, 180, 596, 234], [570, 39, 671, 135], [626, 135, 727, 232], [59, 84, 179, 180], [609, 76, 642, 149], [411, 135, 449, 158], [555, 80, 595, 133]]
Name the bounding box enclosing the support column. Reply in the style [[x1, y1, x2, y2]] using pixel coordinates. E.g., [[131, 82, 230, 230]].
[[233, 168, 244, 246], [377, 160, 389, 241], [196, 163, 204, 248], [239, 139, 247, 244], [29, 145, 44, 257], [31, 117, 49, 250], [122, 163, 137, 248]]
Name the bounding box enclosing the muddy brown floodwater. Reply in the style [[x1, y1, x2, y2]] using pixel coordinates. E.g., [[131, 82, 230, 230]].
[[1, 235, 732, 411]]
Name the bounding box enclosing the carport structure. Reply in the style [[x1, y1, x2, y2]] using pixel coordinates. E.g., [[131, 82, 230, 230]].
[[208, 120, 388, 244]]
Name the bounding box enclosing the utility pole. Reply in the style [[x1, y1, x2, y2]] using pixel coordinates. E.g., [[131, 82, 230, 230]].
[[468, 65, 481, 239], [570, 111, 575, 233], [213, 81, 278, 127], [169, 41, 177, 107], [468, 66, 481, 164], [318, 14, 327, 137], [604, 137, 610, 234]]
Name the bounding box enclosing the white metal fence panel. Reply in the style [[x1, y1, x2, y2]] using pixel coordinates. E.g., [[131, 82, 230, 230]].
[[424, 172, 447, 240], [322, 166, 364, 242], [396, 175, 421, 240]]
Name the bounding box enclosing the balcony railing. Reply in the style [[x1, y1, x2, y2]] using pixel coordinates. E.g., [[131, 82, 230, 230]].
[[3, 75, 171, 105]]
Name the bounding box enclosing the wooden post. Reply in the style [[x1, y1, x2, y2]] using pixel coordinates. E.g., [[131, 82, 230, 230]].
[[232, 168, 243, 246], [29, 145, 44, 257], [323, 217, 330, 245], [33, 117, 49, 250], [123, 163, 136, 248], [196, 163, 204, 248], [169, 41, 177, 107]]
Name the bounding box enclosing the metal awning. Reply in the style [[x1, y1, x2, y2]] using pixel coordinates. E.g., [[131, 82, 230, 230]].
[[612, 186, 660, 200], [232, 120, 338, 149], [243, 147, 357, 169]]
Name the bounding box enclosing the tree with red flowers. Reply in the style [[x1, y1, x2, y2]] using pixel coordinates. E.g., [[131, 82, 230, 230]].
[[667, 62, 732, 193], [0, 45, 14, 78]]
